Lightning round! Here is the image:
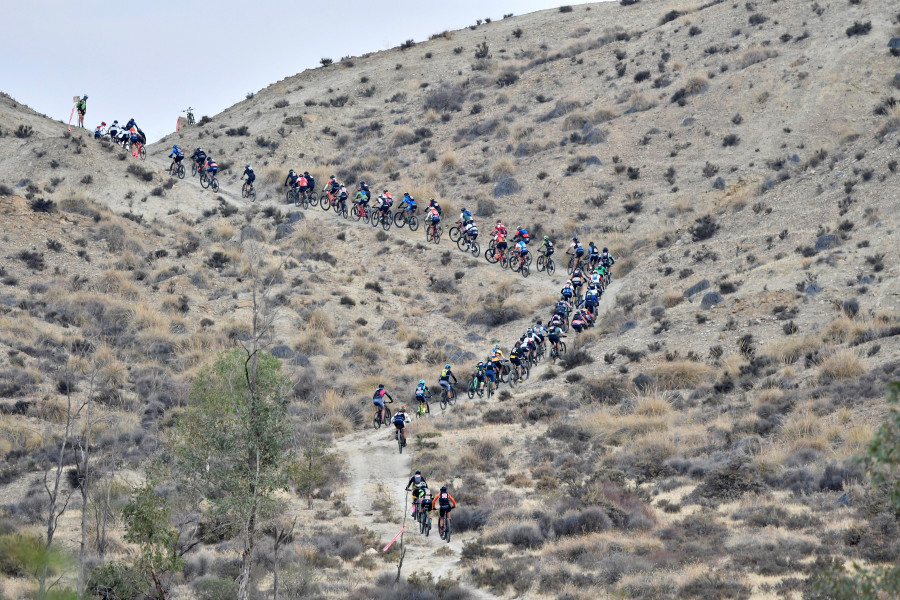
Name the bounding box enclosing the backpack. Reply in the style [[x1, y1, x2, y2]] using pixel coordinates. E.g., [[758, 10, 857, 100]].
[[393, 413, 405, 424], [462, 210, 471, 220]]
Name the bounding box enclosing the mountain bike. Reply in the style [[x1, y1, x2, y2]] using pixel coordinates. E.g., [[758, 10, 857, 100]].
[[286, 186, 299, 205], [351, 203, 372, 224], [241, 181, 256, 202], [550, 340, 567, 362], [440, 510, 451, 542], [183, 107, 195, 125], [169, 161, 185, 179], [484, 245, 508, 265], [448, 224, 463, 243], [373, 403, 393, 429], [133, 142, 146, 160], [426, 222, 442, 244], [415, 391, 432, 418], [320, 191, 338, 212], [508, 362, 529, 387], [511, 252, 530, 278], [536, 251, 555, 275], [393, 209, 419, 231], [372, 209, 392, 231], [466, 378, 479, 399], [439, 384, 457, 411], [396, 427, 406, 453], [566, 254, 584, 276], [302, 189, 319, 207], [200, 172, 219, 192], [456, 235, 480, 256], [191, 160, 201, 177]]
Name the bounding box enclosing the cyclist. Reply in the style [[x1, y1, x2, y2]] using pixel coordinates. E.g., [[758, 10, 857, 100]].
[[541, 235, 554, 258], [93, 121, 106, 139], [555, 298, 572, 329], [324, 174, 341, 197], [296, 172, 310, 199], [513, 226, 530, 245], [284, 169, 299, 190], [588, 242, 600, 268], [514, 239, 529, 269], [600, 247, 616, 269], [483, 359, 496, 395], [571, 268, 585, 297], [567, 237, 585, 270], [598, 264, 610, 287], [414, 379, 431, 415], [393, 405, 410, 447], [304, 172, 316, 197], [168, 145, 184, 172], [437, 485, 456, 534], [489, 345, 504, 379], [548, 321, 566, 354], [76, 95, 87, 128], [373, 384, 393, 424], [337, 184, 349, 213], [463, 219, 478, 245], [405, 469, 428, 491], [560, 280, 575, 302], [426, 204, 441, 238], [439, 364, 458, 399], [428, 198, 442, 216], [399, 192, 417, 217], [571, 310, 586, 333], [582, 284, 600, 317], [509, 343, 525, 383], [534, 320, 548, 353], [493, 228, 508, 261], [358, 180, 371, 202], [590, 267, 602, 289], [375, 190, 393, 221], [420, 487, 434, 522], [355, 187, 371, 218], [473, 361, 486, 396], [458, 206, 473, 225], [241, 164, 255, 194], [191, 147, 207, 172], [205, 157, 218, 182], [108, 120, 119, 140], [493, 220, 507, 238]]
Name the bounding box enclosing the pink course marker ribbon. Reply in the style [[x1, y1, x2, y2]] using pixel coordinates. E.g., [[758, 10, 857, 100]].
[[382, 526, 406, 552], [67, 105, 76, 132]]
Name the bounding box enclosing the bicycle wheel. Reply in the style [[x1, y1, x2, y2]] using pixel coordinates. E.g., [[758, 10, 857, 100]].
[[320, 196, 331, 211], [470, 240, 480, 256], [521, 263, 530, 278], [381, 213, 392, 231], [567, 256, 576, 275], [484, 248, 498, 264], [467, 379, 476, 399], [524, 253, 532, 267], [371, 212, 380, 228], [500, 253, 510, 270], [177, 164, 185, 179], [211, 178, 219, 192], [445, 518, 451, 543], [399, 431, 404, 453], [242, 183, 249, 198], [547, 259, 556, 275], [456, 236, 469, 252], [408, 215, 419, 231], [439, 391, 449, 411], [307, 192, 319, 207], [373, 410, 382, 429], [559, 341, 567, 355], [351, 205, 361, 221], [448, 226, 461, 243], [249, 187, 256, 202], [425, 515, 432, 536], [393, 211, 405, 228], [191, 162, 198, 177], [536, 255, 546, 272], [139, 145, 146, 160], [200, 175, 209, 189]]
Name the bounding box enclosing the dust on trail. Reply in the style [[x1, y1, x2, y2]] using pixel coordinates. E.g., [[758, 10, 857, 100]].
[[333, 427, 499, 600]]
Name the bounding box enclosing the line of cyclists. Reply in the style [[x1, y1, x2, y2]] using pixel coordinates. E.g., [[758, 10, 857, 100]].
[[93, 119, 147, 157], [405, 470, 456, 541]]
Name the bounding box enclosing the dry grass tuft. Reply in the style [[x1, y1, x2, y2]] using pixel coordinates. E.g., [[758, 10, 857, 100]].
[[651, 361, 714, 389], [818, 350, 864, 382]]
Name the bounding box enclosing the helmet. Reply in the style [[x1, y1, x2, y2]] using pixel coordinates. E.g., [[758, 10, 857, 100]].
[[477, 361, 484, 366], [197, 147, 203, 152], [404, 191, 410, 196], [603, 247, 608, 252], [101, 121, 106, 126], [497, 220, 502, 224], [401, 404, 407, 410], [566, 279, 572, 285], [574, 268, 582, 275], [445, 364, 451, 369], [360, 180, 366, 185], [536, 320, 542, 326], [415, 469, 421, 474], [544, 235, 549, 240], [289, 169, 295, 174], [589, 241, 595, 246], [245, 164, 250, 168], [383, 189, 389, 193], [84, 95, 88, 99], [573, 237, 579, 242], [378, 384, 384, 389], [419, 379, 425, 385], [304, 171, 309, 175], [461, 207, 467, 212], [330, 174, 335, 178], [440, 486, 447, 492], [527, 328, 533, 334], [113, 120, 118, 124]]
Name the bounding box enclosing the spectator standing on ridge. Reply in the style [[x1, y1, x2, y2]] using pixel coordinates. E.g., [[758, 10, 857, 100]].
[[76, 95, 88, 128]]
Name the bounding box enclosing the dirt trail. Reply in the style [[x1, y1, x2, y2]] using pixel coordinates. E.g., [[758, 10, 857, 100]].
[[334, 427, 499, 600]]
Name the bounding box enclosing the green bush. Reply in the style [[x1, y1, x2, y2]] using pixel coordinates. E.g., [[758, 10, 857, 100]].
[[88, 562, 145, 600], [194, 577, 238, 600]]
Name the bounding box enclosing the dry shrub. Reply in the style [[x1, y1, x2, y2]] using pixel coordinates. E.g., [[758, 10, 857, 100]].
[[633, 390, 671, 417], [779, 409, 821, 444], [293, 332, 327, 356], [663, 291, 683, 308], [302, 308, 334, 334], [762, 336, 818, 365], [318, 388, 364, 433], [651, 361, 714, 389], [823, 316, 868, 344], [819, 350, 864, 382], [491, 158, 515, 180], [458, 438, 503, 472], [440, 152, 457, 170], [584, 410, 668, 446]]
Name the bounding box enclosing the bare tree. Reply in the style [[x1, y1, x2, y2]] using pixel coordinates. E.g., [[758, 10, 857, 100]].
[[271, 518, 296, 600]]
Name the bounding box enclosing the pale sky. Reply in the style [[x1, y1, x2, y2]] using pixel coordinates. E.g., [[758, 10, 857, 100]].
[[2, 0, 596, 142]]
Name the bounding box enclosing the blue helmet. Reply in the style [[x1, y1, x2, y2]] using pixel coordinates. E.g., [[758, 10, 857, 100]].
[[445, 364, 451, 369]]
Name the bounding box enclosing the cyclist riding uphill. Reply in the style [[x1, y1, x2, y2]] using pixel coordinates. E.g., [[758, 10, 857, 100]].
[[437, 486, 456, 533], [93, 122, 106, 138], [439, 364, 458, 399], [191, 147, 207, 169], [600, 247, 616, 268], [303, 171, 315, 194], [541, 235, 554, 257], [414, 380, 431, 414], [324, 175, 340, 194], [358, 180, 371, 201], [205, 158, 218, 179], [568, 237, 585, 267], [405, 469, 428, 492], [513, 226, 530, 244], [458, 207, 472, 225], [169, 145, 184, 170], [393, 405, 410, 447], [428, 198, 442, 216], [284, 169, 299, 189], [373, 384, 393, 424], [241, 164, 255, 188], [400, 192, 417, 213]]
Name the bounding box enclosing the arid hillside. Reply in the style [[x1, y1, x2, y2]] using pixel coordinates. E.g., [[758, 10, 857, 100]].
[[1, 1, 900, 599]]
